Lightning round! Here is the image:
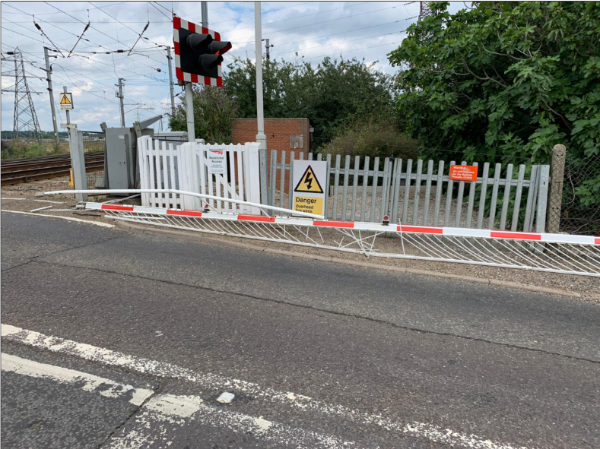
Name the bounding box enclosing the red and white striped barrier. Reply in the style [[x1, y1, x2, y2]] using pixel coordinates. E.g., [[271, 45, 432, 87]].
[[89, 202, 599, 246], [38, 189, 600, 277]]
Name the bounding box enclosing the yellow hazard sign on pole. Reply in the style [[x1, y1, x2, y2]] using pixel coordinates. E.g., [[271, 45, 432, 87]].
[[294, 165, 324, 193], [59, 92, 73, 110], [292, 160, 327, 216]]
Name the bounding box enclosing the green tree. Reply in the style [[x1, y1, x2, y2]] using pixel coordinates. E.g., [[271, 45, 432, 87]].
[[388, 1, 600, 164], [169, 85, 239, 144], [223, 56, 397, 149], [320, 119, 419, 161]]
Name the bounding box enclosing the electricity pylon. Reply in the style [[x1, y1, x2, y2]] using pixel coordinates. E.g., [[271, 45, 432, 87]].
[[419, 1, 433, 20], [11, 48, 42, 140]]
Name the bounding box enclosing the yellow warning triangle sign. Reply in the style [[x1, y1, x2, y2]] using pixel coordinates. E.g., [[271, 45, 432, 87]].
[[294, 165, 323, 193], [60, 94, 71, 105]]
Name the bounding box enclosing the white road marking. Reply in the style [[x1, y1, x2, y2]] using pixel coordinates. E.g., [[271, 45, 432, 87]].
[[1, 210, 114, 227], [1, 198, 26, 200], [2, 324, 526, 449], [2, 352, 353, 448], [1, 353, 153, 406], [34, 199, 65, 204], [107, 394, 351, 449], [217, 391, 235, 404], [30, 205, 53, 212]]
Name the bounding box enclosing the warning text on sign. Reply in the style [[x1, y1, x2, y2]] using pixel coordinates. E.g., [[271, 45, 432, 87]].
[[294, 196, 323, 215], [449, 165, 478, 182], [208, 150, 225, 174]]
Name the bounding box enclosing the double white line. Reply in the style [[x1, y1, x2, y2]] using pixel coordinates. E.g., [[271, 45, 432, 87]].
[[2, 324, 525, 449]]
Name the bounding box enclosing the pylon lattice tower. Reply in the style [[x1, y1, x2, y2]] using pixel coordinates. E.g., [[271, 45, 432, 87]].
[[419, 1, 433, 20], [11, 48, 42, 140]]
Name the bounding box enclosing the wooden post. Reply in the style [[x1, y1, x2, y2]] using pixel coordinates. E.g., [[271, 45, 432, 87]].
[[547, 144, 566, 233]]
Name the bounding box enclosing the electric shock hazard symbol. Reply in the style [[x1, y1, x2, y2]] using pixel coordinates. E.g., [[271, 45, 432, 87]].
[[294, 165, 324, 193], [59, 92, 73, 110]]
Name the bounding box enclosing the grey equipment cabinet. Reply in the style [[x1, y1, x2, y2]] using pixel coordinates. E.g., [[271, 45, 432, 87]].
[[100, 115, 162, 191]]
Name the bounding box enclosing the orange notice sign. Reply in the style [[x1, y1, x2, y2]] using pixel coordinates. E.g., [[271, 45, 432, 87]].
[[449, 165, 478, 182]]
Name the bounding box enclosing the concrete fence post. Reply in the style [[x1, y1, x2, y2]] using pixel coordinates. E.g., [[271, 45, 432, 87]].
[[68, 125, 87, 202], [547, 144, 566, 233], [536, 165, 550, 233]]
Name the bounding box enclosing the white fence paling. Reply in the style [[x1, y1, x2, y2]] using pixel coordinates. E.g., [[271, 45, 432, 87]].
[[138, 136, 261, 213]]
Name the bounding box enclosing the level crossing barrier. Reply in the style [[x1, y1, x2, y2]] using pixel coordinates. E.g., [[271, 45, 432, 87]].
[[41, 189, 600, 278]]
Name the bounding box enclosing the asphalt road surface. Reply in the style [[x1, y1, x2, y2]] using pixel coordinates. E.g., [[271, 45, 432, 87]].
[[2, 211, 599, 448]]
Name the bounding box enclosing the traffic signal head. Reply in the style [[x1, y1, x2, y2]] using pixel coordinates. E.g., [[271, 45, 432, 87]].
[[173, 17, 231, 86], [186, 33, 212, 52]]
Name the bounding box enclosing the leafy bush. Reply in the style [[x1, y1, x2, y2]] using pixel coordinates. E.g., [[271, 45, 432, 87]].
[[320, 120, 419, 161], [169, 85, 239, 144], [388, 1, 600, 233], [388, 1, 600, 165]]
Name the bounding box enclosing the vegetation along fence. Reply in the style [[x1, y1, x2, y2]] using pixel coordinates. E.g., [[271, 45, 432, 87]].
[[560, 152, 600, 236], [264, 150, 550, 233]]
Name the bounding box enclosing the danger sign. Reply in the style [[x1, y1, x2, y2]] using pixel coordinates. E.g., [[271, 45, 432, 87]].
[[59, 92, 73, 110], [449, 165, 478, 182], [294, 165, 324, 193], [292, 160, 327, 216]]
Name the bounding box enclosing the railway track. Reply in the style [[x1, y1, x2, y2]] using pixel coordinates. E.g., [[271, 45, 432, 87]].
[[1, 152, 104, 186]]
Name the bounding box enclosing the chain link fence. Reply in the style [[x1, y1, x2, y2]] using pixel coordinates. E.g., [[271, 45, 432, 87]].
[[81, 132, 106, 153], [559, 153, 600, 236]]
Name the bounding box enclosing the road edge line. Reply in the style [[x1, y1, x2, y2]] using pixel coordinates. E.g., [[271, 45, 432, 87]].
[[1, 210, 115, 228]]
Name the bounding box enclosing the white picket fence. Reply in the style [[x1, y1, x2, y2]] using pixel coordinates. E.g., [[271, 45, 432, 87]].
[[138, 136, 261, 213]]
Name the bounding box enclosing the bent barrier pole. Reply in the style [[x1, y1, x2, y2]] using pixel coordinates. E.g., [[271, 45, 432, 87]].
[[39, 189, 600, 277], [39, 189, 325, 219]]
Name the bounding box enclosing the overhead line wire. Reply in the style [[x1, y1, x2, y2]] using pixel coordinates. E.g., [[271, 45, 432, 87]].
[[4, 4, 165, 70], [230, 1, 372, 34], [294, 37, 407, 62], [87, 1, 169, 63], [32, 21, 66, 55], [2, 2, 127, 16], [268, 28, 411, 58], [153, 1, 172, 15], [42, 1, 164, 72], [236, 4, 402, 42], [150, 2, 171, 20], [230, 15, 416, 52], [2, 25, 59, 49]]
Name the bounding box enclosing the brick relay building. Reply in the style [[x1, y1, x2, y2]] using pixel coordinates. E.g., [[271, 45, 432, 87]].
[[231, 118, 311, 193]]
